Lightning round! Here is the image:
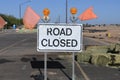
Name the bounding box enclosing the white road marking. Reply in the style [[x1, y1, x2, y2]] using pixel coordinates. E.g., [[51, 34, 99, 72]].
[[75, 61, 90, 80], [22, 65, 27, 70], [0, 39, 27, 55]]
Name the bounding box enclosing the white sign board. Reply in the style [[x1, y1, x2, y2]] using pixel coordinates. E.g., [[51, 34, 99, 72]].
[[37, 23, 82, 52]]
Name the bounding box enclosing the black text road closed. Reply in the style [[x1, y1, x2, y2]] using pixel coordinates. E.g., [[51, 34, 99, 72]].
[[37, 24, 82, 52]]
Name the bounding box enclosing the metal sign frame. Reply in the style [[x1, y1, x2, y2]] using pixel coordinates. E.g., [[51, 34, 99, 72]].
[[37, 23, 83, 80], [37, 23, 83, 52]]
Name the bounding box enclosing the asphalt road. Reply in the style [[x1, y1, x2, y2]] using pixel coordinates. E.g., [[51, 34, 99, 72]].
[[0, 32, 85, 80], [0, 31, 118, 80]]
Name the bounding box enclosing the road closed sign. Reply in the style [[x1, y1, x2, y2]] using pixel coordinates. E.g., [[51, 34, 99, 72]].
[[37, 23, 82, 52]]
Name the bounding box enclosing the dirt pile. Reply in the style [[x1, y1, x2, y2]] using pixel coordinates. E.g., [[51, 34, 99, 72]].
[[83, 26, 120, 44]]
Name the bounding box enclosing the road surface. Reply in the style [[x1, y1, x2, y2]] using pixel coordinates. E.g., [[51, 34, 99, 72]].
[[0, 32, 85, 80], [0, 31, 117, 80]]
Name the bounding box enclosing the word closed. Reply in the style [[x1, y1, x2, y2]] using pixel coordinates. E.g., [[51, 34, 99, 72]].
[[37, 24, 82, 52]]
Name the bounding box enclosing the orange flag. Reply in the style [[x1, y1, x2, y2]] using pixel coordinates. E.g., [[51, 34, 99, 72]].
[[78, 7, 97, 21], [23, 6, 40, 29], [0, 16, 6, 28]]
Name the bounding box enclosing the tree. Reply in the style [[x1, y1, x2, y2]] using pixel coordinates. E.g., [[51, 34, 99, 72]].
[[0, 14, 22, 29]]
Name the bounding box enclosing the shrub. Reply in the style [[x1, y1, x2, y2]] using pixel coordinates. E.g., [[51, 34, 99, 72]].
[[86, 46, 108, 54], [77, 52, 91, 63], [91, 55, 110, 66]]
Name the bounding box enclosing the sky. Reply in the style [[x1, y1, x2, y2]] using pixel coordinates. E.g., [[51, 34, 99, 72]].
[[0, 0, 120, 24]]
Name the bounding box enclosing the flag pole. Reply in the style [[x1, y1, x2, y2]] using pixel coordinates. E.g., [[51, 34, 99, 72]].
[[42, 9, 50, 80], [70, 7, 78, 80]]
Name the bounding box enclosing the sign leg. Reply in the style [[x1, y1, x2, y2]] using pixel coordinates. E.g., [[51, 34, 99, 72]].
[[44, 53, 47, 80], [72, 52, 75, 80]]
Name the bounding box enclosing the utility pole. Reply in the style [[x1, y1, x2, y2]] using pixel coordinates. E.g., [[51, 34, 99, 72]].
[[19, 0, 32, 25], [66, 0, 68, 23]]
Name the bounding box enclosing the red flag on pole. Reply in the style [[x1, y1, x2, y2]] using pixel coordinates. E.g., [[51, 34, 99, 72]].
[[23, 6, 40, 29], [0, 16, 6, 29], [78, 7, 97, 21]]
